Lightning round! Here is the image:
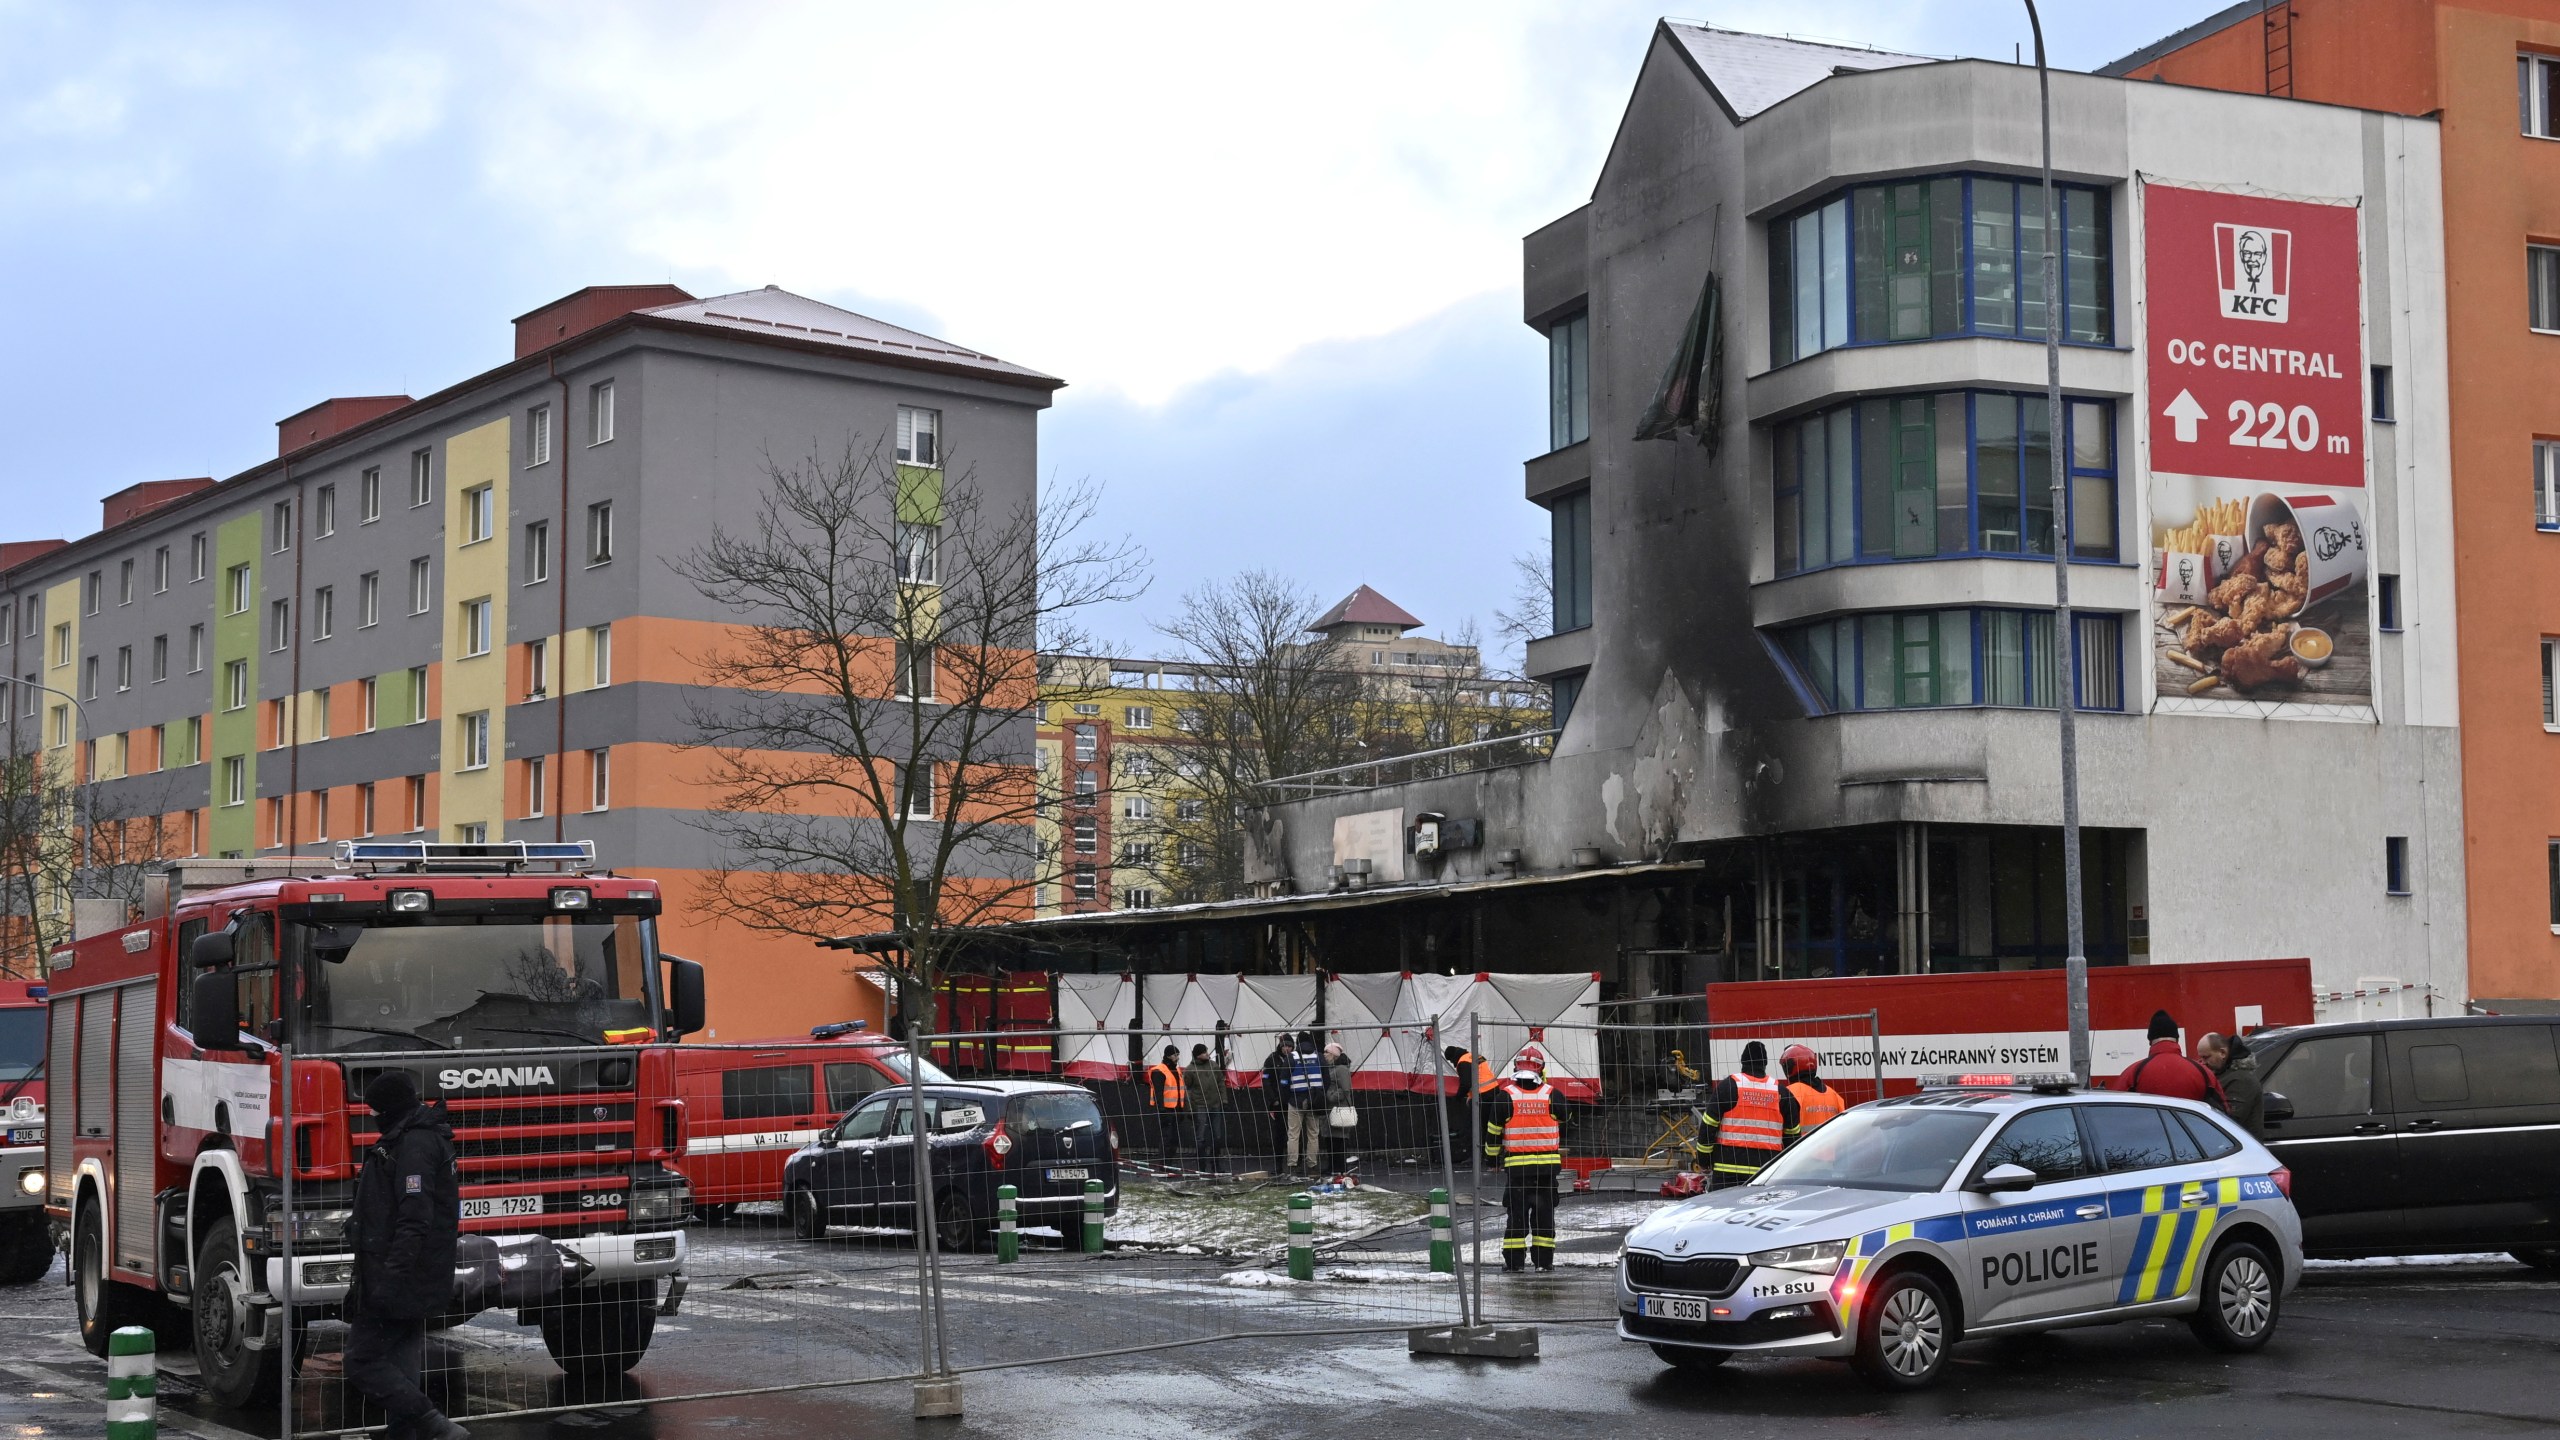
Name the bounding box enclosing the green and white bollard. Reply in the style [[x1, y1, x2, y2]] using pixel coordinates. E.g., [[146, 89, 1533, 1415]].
[[1427, 1187, 1454, 1274], [1287, 1192, 1315, 1281], [105, 1325, 154, 1440], [1081, 1178, 1105, 1254], [997, 1183, 1019, 1263]]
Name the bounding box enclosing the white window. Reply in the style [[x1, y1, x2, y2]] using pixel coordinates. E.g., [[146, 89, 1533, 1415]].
[[359, 571, 380, 627], [409, 557, 432, 614], [312, 688, 330, 740], [48, 704, 68, 748], [460, 598, 491, 657], [2538, 439, 2560, 531], [226, 563, 252, 615], [1122, 750, 1156, 779], [525, 754, 547, 818], [457, 822, 488, 845], [1121, 888, 1156, 909], [524, 521, 550, 583], [458, 710, 490, 770], [271, 499, 294, 552], [902, 763, 935, 819], [410, 448, 434, 507], [464, 483, 495, 543], [269, 598, 292, 652], [114, 646, 131, 691], [51, 622, 68, 666], [221, 755, 245, 806], [895, 522, 938, 583], [587, 501, 614, 565], [895, 406, 940, 467], [1178, 798, 1206, 822], [407, 775, 427, 831], [1118, 841, 1157, 868], [312, 586, 334, 640], [526, 637, 549, 699], [589, 380, 616, 445], [1177, 708, 1204, 732], [187, 623, 205, 673], [153, 545, 170, 593], [315, 483, 337, 537], [407, 666, 429, 723], [117, 559, 133, 605], [1072, 867, 1096, 901], [264, 699, 285, 749], [190, 532, 208, 581], [527, 404, 552, 465], [590, 624, 612, 686], [361, 676, 378, 732], [358, 782, 376, 837], [2546, 638, 2560, 730], [151, 635, 167, 682], [590, 747, 611, 810], [360, 466, 382, 522], [313, 789, 330, 841], [1124, 704, 1152, 729], [1123, 794, 1154, 820], [895, 640, 933, 700], [1073, 769, 1098, 803], [2535, 245, 2560, 333], [1071, 817, 1096, 854], [1072, 725, 1097, 762], [2526, 53, 2560, 139]]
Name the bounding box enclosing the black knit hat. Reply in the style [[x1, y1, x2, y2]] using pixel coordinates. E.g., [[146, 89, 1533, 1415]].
[[1740, 1040, 1768, 1073], [363, 1068, 421, 1119], [2147, 1010, 2178, 1042]]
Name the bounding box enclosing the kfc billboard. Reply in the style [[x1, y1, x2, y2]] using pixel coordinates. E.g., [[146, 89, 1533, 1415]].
[[2143, 181, 2371, 717]]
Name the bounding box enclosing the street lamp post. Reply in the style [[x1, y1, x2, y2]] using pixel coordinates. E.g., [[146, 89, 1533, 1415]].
[[2024, 1, 2092, 1085]]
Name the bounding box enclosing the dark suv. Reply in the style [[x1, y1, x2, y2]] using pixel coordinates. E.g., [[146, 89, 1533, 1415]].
[[2249, 1015, 2560, 1267], [781, 1081, 1121, 1251]]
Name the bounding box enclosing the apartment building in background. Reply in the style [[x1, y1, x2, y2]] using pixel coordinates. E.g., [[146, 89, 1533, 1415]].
[[0, 284, 1061, 1037], [2101, 0, 2560, 1010]]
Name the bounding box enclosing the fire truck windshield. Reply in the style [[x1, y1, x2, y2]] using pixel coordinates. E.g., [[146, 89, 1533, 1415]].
[[294, 912, 659, 1053], [0, 1009, 39, 1081]]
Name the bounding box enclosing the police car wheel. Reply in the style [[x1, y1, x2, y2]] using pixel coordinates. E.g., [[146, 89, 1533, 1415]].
[[1851, 1270, 1952, 1391], [1649, 1343, 1731, 1374], [0, 1213, 54, 1285], [2189, 1240, 2279, 1353]]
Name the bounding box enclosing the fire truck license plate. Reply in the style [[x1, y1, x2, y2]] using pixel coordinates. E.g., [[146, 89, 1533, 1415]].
[[1639, 1295, 1712, 1323], [460, 1195, 544, 1219], [5, 1129, 37, 1145]]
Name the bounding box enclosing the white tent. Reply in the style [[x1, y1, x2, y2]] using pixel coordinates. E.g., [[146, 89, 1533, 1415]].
[[1323, 972, 1418, 1093], [1057, 973, 1133, 1080], [1232, 976, 1319, 1085]]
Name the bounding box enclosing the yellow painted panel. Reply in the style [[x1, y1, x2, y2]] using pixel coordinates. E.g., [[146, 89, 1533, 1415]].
[[440, 417, 511, 840]]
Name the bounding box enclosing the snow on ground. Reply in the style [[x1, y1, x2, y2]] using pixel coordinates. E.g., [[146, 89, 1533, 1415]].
[[2304, 1253, 2523, 1269], [1220, 1266, 1457, 1288], [1095, 1182, 1430, 1255]]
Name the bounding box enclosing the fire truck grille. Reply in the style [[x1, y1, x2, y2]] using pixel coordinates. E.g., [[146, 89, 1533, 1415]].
[[355, 1101, 637, 1170]]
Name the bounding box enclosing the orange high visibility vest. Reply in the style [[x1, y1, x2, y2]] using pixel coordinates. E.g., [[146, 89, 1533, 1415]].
[[1788, 1079, 1846, 1132], [1499, 1083, 1561, 1165], [1719, 1073, 1788, 1152], [1148, 1062, 1186, 1110], [1458, 1054, 1499, 1095]]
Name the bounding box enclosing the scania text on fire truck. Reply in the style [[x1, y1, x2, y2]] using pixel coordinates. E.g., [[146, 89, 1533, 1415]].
[[0, 979, 50, 1285], [42, 842, 708, 1408]]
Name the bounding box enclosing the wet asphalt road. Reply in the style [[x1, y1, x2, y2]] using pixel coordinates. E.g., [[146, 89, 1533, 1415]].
[[3, 1198, 2557, 1439]]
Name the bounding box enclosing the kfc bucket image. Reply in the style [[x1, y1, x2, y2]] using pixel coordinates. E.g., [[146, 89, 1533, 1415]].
[[2247, 490, 2366, 606], [2149, 482, 2369, 710]]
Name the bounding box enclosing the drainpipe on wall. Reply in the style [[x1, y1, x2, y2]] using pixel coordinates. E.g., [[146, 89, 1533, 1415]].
[[286, 461, 303, 857], [550, 355, 571, 840]]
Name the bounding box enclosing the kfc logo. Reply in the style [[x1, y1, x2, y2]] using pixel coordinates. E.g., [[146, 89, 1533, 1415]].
[[2215, 222, 2292, 323]]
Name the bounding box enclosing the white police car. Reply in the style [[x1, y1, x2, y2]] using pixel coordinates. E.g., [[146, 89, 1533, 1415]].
[[1619, 1076, 2302, 1389]]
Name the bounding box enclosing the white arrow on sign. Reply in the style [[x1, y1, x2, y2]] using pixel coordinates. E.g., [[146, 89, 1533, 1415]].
[[2163, 388, 2207, 443]]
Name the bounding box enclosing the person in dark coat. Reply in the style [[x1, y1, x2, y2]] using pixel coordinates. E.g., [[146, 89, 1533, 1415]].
[[1259, 1035, 1297, 1173], [345, 1069, 469, 1440], [2112, 1010, 2228, 1109], [2197, 1031, 2266, 1134]]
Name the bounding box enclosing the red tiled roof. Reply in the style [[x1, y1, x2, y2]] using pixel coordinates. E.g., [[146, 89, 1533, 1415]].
[[1312, 585, 1422, 631]]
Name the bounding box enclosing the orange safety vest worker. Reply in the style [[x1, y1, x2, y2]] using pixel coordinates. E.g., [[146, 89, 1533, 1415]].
[[1458, 1052, 1499, 1096], [1147, 1061, 1187, 1110], [1487, 1081, 1562, 1165], [1698, 1071, 1796, 1182], [1787, 1078, 1846, 1132]]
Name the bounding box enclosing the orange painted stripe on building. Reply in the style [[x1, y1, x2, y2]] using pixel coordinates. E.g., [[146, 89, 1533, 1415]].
[[596, 614, 1035, 708], [585, 742, 1032, 826]]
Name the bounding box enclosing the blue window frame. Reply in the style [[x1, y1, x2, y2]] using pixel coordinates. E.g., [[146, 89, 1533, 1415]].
[[1770, 174, 2113, 364], [1775, 608, 2124, 714], [1772, 392, 2117, 574]]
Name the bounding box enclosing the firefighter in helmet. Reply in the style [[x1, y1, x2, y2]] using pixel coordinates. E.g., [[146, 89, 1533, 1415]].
[[1483, 1049, 1563, 1272], [1694, 1040, 1801, 1189], [1781, 1043, 1846, 1133]]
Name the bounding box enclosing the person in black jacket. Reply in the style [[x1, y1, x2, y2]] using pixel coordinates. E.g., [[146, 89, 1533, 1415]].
[[346, 1069, 469, 1440]]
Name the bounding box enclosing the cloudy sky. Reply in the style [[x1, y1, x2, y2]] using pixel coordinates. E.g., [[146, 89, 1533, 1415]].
[[0, 1, 2229, 656]]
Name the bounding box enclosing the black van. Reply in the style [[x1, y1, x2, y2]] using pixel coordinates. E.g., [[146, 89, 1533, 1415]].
[[780, 1080, 1121, 1251], [2248, 1015, 2560, 1267]]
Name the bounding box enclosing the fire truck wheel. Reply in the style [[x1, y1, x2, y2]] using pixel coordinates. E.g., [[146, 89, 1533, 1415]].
[[0, 1213, 54, 1285], [73, 1199, 151, 1358], [539, 1282, 659, 1380], [191, 1217, 281, 1409]]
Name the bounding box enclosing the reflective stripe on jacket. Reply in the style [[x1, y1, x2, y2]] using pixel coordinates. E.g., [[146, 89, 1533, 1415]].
[[1788, 1078, 1846, 1131], [1494, 1082, 1561, 1166], [1717, 1073, 1788, 1151], [1147, 1062, 1186, 1110]]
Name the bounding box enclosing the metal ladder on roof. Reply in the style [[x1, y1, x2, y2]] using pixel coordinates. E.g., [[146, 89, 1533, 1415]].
[[2262, 1, 2296, 98]]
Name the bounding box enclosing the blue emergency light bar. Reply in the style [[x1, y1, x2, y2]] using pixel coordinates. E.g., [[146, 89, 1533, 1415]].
[[810, 1021, 870, 1040]]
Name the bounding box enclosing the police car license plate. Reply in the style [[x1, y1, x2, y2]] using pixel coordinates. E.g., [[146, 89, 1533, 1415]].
[[460, 1194, 543, 1219], [1046, 1167, 1089, 1182], [1640, 1295, 1712, 1323]]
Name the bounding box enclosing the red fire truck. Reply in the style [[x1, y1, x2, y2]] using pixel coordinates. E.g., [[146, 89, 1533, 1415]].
[[45, 842, 706, 1408], [0, 978, 49, 1284]]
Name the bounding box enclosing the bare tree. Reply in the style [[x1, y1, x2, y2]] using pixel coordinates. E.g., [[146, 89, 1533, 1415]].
[[0, 753, 191, 975], [1491, 550, 1554, 681], [671, 441, 1145, 1029]]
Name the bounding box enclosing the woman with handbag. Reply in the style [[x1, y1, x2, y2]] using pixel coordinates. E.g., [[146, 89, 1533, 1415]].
[[1320, 1042, 1357, 1178]]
